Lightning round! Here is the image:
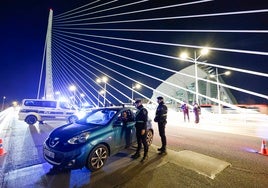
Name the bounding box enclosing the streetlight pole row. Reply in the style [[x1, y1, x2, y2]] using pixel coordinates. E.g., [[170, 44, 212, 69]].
[[180, 48, 209, 104], [1, 96, 6, 111], [194, 51, 199, 104], [98, 90, 105, 107], [131, 83, 141, 102], [69, 85, 77, 106], [210, 68, 231, 114]]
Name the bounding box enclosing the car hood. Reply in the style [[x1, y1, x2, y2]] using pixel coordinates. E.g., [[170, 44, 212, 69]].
[[49, 122, 102, 140]]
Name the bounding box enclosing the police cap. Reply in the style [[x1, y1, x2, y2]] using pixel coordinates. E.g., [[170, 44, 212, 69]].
[[135, 99, 142, 104], [157, 96, 163, 100]]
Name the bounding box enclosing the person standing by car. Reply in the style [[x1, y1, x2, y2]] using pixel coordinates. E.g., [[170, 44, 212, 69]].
[[131, 99, 149, 162], [154, 96, 168, 155]]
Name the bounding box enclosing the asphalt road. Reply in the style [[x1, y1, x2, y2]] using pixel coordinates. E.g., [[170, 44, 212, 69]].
[[0, 107, 268, 188]]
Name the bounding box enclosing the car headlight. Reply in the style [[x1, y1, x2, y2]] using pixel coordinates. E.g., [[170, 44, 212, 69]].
[[75, 111, 87, 119], [68, 132, 90, 144]]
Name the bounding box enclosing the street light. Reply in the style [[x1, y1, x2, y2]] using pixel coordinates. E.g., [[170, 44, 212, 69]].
[[98, 90, 105, 107], [210, 68, 231, 114], [69, 85, 77, 105], [1, 96, 6, 111], [131, 83, 141, 102], [75, 93, 84, 108], [180, 48, 209, 104], [55, 91, 60, 100], [80, 93, 85, 102], [96, 76, 108, 107]]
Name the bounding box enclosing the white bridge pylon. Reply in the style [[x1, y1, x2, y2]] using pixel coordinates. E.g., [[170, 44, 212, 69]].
[[45, 9, 54, 100], [38, 9, 54, 100]]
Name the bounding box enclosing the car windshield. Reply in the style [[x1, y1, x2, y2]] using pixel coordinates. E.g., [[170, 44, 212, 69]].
[[77, 109, 118, 125]]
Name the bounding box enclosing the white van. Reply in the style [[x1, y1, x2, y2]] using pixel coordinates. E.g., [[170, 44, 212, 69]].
[[18, 99, 78, 125]]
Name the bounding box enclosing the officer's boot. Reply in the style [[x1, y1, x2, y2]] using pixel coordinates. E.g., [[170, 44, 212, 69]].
[[140, 153, 148, 163], [131, 151, 140, 159], [158, 147, 167, 155]]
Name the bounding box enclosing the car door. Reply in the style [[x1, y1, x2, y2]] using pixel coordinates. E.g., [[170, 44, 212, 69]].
[[112, 110, 135, 150]]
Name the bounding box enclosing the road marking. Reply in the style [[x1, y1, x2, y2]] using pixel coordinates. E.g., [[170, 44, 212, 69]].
[[167, 149, 231, 179]]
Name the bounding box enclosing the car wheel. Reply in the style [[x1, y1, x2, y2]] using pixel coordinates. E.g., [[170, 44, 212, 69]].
[[25, 115, 37, 125], [68, 115, 78, 123], [146, 129, 153, 146], [86, 144, 109, 171]]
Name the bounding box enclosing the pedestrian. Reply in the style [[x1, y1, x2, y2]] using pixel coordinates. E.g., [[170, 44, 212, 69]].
[[193, 103, 200, 123], [154, 96, 168, 155], [181, 103, 190, 122], [131, 99, 149, 162]]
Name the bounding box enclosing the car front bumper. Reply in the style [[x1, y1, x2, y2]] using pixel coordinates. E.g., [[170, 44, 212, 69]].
[[43, 142, 91, 169]]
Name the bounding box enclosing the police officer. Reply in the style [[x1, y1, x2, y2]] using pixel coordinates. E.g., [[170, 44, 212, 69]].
[[131, 99, 149, 162], [154, 96, 168, 155]]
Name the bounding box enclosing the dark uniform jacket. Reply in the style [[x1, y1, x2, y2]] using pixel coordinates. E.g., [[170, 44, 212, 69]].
[[135, 105, 148, 130], [154, 101, 168, 123]]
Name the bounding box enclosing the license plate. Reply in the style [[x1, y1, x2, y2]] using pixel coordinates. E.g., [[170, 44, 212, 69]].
[[44, 149, 55, 159]]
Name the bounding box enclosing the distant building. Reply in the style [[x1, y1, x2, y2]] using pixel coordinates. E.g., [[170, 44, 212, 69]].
[[151, 65, 237, 108]]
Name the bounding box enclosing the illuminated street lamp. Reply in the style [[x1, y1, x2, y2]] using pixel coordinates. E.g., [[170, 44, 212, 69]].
[[131, 83, 141, 102], [96, 76, 108, 106], [1, 96, 6, 111], [80, 93, 85, 102], [76, 93, 83, 108], [79, 93, 85, 107], [210, 68, 231, 114], [180, 48, 209, 104], [69, 85, 76, 92], [55, 91, 60, 100], [69, 85, 77, 104]]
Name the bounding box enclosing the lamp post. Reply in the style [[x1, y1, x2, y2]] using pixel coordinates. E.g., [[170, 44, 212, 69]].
[[180, 48, 209, 104], [80, 93, 85, 106], [131, 83, 141, 102], [98, 90, 105, 107], [69, 85, 77, 105], [96, 76, 108, 107], [210, 68, 231, 114], [76, 93, 85, 108], [55, 91, 60, 100], [1, 96, 6, 111]]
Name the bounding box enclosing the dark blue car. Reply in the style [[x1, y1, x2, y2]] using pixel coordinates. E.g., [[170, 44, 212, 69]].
[[43, 106, 154, 171]]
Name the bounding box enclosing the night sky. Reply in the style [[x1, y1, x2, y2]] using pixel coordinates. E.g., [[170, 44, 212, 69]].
[[1, 0, 92, 105], [1, 0, 268, 106]]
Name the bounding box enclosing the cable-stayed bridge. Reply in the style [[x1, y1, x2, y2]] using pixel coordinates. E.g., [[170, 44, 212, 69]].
[[38, 0, 268, 113]]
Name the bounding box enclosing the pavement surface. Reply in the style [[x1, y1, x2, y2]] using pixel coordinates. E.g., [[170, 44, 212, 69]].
[[0, 107, 267, 188]]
